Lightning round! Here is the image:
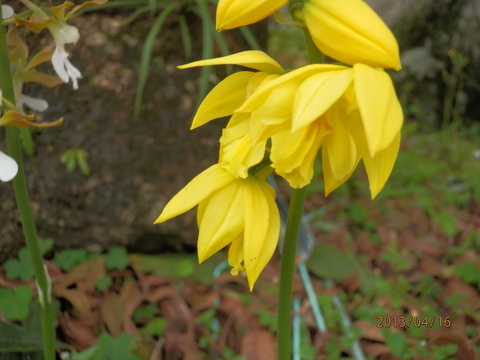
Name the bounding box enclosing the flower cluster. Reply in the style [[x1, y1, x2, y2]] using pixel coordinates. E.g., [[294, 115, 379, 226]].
[[156, 0, 403, 289], [1, 1, 106, 182]]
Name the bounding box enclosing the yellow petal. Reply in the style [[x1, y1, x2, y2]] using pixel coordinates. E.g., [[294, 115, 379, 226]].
[[25, 49, 54, 69], [216, 0, 288, 30], [0, 111, 63, 128], [239, 64, 347, 120], [50, 1, 74, 20], [154, 164, 235, 224], [292, 68, 353, 131], [354, 63, 403, 156], [6, 28, 28, 64], [178, 50, 284, 74], [271, 119, 328, 188], [228, 235, 245, 276], [22, 70, 64, 88], [322, 108, 360, 196], [197, 180, 245, 262], [323, 113, 357, 180], [302, 0, 401, 70], [191, 71, 255, 129], [363, 133, 401, 199], [246, 72, 272, 97], [243, 177, 280, 290], [69, 0, 108, 18], [14, 14, 55, 33], [220, 114, 267, 178]]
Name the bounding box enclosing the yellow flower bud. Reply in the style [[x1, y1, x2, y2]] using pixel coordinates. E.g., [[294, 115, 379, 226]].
[[216, 0, 288, 30], [302, 0, 401, 70]]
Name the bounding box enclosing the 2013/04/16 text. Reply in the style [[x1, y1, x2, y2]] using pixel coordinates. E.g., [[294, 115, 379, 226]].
[[376, 316, 451, 328]]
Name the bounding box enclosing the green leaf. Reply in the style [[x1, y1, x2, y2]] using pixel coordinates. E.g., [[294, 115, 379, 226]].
[[106, 333, 140, 360], [4, 249, 35, 281], [454, 261, 480, 286], [306, 244, 379, 295], [105, 246, 130, 271], [134, 2, 179, 115], [53, 248, 89, 272], [70, 333, 108, 360], [85, 333, 138, 360], [38, 237, 54, 254], [95, 275, 113, 292], [0, 322, 43, 352], [144, 317, 167, 337], [76, 149, 91, 176], [133, 304, 157, 323], [177, 14, 192, 59], [61, 148, 77, 173], [129, 253, 223, 284], [0, 286, 33, 321], [384, 331, 408, 357], [432, 209, 458, 237], [4, 239, 53, 281]]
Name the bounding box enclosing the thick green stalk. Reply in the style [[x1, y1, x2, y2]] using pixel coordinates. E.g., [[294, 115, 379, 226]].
[[277, 186, 309, 359], [276, 7, 325, 357], [0, 10, 56, 360]]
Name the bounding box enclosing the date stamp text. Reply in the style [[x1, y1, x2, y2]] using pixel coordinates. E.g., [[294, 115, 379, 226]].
[[376, 316, 451, 329]]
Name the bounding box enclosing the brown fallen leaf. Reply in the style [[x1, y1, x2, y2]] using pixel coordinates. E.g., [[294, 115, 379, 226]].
[[120, 280, 145, 337], [362, 342, 392, 358], [58, 312, 97, 351], [100, 292, 124, 337], [428, 331, 478, 360], [240, 330, 276, 360]]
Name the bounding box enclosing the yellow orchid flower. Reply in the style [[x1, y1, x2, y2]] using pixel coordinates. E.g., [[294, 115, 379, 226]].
[[300, 0, 401, 70], [236, 63, 402, 196], [154, 164, 280, 290], [216, 0, 288, 30]]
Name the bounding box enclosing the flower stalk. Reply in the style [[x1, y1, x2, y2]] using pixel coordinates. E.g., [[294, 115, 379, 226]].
[[277, 185, 309, 359], [0, 5, 55, 359], [276, 17, 323, 359]]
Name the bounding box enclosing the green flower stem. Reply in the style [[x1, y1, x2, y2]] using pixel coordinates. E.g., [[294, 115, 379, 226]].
[[0, 10, 56, 360], [277, 185, 309, 359], [303, 28, 325, 65]]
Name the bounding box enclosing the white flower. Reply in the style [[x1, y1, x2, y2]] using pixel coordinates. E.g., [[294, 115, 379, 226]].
[[50, 23, 80, 45], [52, 45, 82, 90], [49, 24, 82, 90], [19, 94, 49, 113], [0, 150, 18, 182], [1, 5, 14, 19]]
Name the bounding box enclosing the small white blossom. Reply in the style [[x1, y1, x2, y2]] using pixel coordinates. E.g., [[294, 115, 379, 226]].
[[19, 94, 49, 113], [49, 24, 82, 89], [52, 45, 82, 90], [0, 150, 18, 182], [1, 5, 14, 19]]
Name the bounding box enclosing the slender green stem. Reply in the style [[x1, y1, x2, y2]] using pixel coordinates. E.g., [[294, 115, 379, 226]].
[[0, 10, 55, 360], [303, 28, 325, 65], [19, 0, 49, 19], [277, 186, 309, 359]]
